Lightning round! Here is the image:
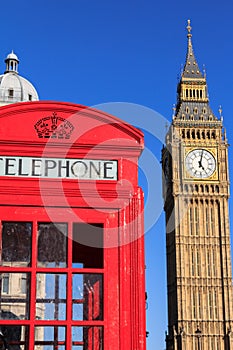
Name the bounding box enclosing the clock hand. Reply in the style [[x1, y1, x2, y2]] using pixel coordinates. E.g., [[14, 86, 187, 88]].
[[200, 150, 204, 163], [198, 150, 204, 169]]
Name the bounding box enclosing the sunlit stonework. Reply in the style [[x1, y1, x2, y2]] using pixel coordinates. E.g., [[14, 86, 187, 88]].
[[162, 20, 233, 350]]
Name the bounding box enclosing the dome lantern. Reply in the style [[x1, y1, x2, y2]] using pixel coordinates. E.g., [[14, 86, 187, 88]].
[[4, 50, 19, 74]]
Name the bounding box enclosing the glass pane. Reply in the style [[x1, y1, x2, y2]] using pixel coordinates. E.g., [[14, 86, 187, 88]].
[[72, 327, 103, 350], [1, 222, 32, 267], [36, 274, 66, 320], [35, 326, 65, 349], [72, 274, 103, 320], [37, 223, 67, 267], [0, 325, 28, 350], [72, 224, 103, 268], [0, 273, 30, 319]]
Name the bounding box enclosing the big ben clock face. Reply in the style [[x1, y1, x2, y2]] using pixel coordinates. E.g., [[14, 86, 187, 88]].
[[185, 149, 216, 179]]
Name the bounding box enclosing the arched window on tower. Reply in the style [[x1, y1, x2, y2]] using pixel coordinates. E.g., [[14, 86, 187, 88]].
[[214, 290, 218, 319], [210, 337, 215, 350], [208, 290, 213, 319], [198, 290, 202, 318], [189, 207, 193, 236], [192, 290, 197, 319], [194, 206, 198, 235], [206, 205, 209, 236], [210, 206, 214, 236], [207, 250, 211, 277], [196, 250, 201, 277], [213, 289, 218, 319], [212, 249, 217, 277], [191, 249, 195, 276]]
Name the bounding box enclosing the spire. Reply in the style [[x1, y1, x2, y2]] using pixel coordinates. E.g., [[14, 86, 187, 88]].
[[173, 20, 218, 122], [182, 20, 203, 79], [176, 20, 209, 105]]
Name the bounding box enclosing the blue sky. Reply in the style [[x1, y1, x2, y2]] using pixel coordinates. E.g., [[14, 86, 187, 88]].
[[1, 1, 233, 349]]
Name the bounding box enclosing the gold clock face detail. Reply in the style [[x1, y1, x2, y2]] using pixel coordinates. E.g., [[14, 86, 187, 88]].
[[185, 149, 216, 179]]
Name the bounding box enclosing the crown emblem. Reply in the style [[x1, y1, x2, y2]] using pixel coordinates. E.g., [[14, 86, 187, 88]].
[[34, 113, 75, 139]]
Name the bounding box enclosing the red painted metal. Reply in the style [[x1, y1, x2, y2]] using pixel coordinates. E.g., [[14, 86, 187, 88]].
[[0, 101, 146, 350]]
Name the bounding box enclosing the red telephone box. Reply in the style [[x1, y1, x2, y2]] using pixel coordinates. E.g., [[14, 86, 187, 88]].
[[0, 101, 146, 350]]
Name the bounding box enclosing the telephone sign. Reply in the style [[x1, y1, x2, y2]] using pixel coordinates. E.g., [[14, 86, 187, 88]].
[[0, 156, 118, 180]]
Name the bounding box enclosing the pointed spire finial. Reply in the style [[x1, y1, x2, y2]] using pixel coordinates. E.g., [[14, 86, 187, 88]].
[[187, 19, 192, 38], [186, 19, 193, 52], [219, 105, 223, 121], [203, 64, 206, 78], [172, 104, 176, 117]]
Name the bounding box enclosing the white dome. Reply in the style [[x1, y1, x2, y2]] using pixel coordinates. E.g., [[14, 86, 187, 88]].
[[0, 73, 39, 105], [0, 51, 39, 105]]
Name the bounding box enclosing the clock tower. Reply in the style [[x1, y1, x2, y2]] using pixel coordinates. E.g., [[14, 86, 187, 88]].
[[162, 20, 233, 350]]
